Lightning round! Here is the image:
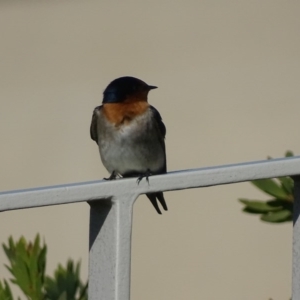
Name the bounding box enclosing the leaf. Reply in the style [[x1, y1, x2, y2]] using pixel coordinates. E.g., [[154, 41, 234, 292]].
[[251, 179, 288, 200], [0, 280, 14, 300], [260, 210, 292, 223], [278, 176, 294, 196], [239, 199, 282, 213], [285, 151, 294, 157], [45, 260, 87, 300], [58, 291, 68, 300], [78, 282, 88, 300], [2, 235, 46, 300]]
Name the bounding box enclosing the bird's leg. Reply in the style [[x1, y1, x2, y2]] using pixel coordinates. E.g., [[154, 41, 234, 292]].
[[104, 171, 117, 180], [137, 169, 152, 185]]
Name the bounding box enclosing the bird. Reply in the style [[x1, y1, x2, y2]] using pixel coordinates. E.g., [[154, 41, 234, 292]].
[[90, 76, 168, 214]]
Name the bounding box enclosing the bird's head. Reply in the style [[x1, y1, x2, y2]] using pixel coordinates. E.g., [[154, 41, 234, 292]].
[[102, 76, 157, 104]]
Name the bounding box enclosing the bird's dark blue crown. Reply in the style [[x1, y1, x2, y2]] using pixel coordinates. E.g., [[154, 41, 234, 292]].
[[102, 76, 155, 103]]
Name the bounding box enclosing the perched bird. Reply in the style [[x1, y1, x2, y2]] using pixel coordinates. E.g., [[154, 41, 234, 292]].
[[90, 76, 168, 214]]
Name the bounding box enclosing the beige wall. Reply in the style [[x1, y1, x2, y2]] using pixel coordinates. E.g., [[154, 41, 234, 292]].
[[1, 0, 299, 299]]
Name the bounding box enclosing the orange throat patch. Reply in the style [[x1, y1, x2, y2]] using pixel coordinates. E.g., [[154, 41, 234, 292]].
[[102, 99, 149, 126]]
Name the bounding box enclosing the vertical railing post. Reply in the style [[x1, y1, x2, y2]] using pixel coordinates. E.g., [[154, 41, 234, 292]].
[[88, 194, 136, 300], [293, 176, 300, 300]]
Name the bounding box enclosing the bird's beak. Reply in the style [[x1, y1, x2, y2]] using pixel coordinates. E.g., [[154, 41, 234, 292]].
[[148, 85, 158, 90]]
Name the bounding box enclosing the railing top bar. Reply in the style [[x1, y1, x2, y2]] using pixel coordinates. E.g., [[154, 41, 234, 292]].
[[1, 156, 300, 212]]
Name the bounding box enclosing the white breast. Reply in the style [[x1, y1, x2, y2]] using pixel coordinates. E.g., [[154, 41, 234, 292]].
[[97, 110, 165, 176]]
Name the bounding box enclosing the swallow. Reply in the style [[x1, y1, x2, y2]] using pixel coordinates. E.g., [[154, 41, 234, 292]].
[[90, 76, 168, 214]]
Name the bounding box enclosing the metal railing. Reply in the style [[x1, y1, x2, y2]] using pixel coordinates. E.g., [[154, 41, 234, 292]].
[[1, 156, 300, 300]]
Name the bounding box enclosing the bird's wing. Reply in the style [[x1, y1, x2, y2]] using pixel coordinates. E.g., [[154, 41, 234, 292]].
[[90, 106, 102, 144], [149, 105, 167, 173], [149, 105, 166, 138]]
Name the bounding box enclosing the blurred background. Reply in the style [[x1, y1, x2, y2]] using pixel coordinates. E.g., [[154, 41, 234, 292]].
[[0, 0, 299, 299]]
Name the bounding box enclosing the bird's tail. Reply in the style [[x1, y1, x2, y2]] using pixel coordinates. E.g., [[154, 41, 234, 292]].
[[146, 192, 168, 214]]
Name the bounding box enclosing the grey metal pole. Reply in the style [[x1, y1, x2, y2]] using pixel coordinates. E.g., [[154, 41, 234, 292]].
[[293, 176, 300, 300], [88, 196, 136, 300]]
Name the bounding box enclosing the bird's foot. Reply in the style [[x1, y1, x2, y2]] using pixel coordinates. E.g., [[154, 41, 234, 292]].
[[104, 171, 117, 180], [137, 169, 152, 185]]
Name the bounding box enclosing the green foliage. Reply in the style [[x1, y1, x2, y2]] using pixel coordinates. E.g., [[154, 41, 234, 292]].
[[3, 235, 46, 300], [45, 261, 88, 300], [0, 280, 15, 300], [0, 235, 87, 300], [239, 151, 294, 223]]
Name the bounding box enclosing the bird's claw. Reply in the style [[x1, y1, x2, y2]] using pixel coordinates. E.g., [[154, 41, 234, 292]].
[[104, 171, 117, 180], [136, 170, 152, 185]]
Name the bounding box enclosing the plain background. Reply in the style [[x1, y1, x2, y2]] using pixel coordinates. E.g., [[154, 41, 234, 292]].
[[0, 0, 299, 299]]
